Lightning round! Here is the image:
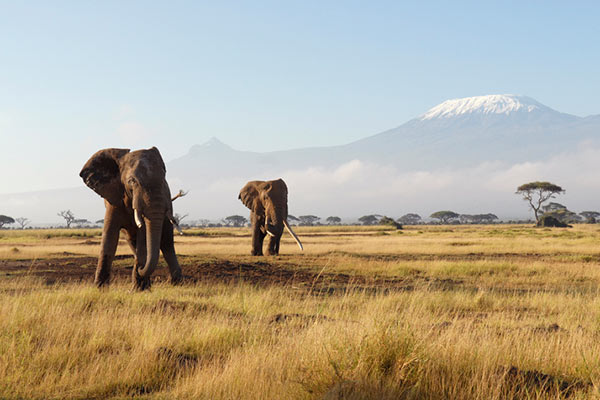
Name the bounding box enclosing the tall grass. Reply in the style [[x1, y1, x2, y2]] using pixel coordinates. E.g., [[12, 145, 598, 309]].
[[1, 225, 600, 398], [1, 279, 598, 399]]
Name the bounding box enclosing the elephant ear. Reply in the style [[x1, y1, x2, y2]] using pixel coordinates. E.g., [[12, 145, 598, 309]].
[[148, 146, 166, 173], [80, 148, 130, 206], [238, 181, 263, 213], [270, 179, 287, 197]]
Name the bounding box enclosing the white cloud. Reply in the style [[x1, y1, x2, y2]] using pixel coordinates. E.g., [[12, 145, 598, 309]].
[[167, 147, 600, 220], [267, 147, 600, 219]]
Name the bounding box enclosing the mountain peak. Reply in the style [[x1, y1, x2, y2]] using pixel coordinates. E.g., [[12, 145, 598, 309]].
[[204, 136, 228, 146], [420, 94, 550, 120], [188, 137, 233, 155]]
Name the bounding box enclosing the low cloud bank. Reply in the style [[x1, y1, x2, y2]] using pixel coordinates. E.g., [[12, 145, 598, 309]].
[[275, 143, 600, 220], [2, 144, 600, 225], [172, 143, 600, 222]]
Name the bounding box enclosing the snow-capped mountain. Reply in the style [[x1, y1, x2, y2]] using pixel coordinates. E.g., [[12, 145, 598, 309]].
[[420, 94, 551, 119], [168, 94, 597, 176], [342, 94, 592, 167]]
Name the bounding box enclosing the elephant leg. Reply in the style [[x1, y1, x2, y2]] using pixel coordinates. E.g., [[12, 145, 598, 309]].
[[251, 213, 266, 256], [123, 226, 140, 276], [95, 208, 121, 288], [161, 217, 183, 285], [132, 225, 151, 291], [125, 231, 137, 254], [266, 234, 281, 256]]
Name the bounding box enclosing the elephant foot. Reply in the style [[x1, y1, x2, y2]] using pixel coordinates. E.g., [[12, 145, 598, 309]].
[[251, 249, 263, 256], [266, 251, 279, 256], [169, 273, 183, 285], [94, 277, 110, 288], [94, 272, 110, 288], [132, 276, 152, 291]]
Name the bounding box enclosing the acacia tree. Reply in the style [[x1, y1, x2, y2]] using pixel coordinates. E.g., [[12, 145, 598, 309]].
[[223, 215, 248, 227], [0, 215, 15, 229], [15, 217, 29, 229], [299, 215, 320, 226], [516, 182, 565, 223], [474, 213, 498, 224], [398, 213, 422, 225], [358, 214, 381, 225], [580, 211, 600, 224], [539, 202, 581, 223], [541, 202, 567, 213], [326, 216, 341, 225], [72, 219, 91, 228], [379, 216, 402, 229], [459, 213, 498, 224], [430, 211, 459, 224], [458, 214, 474, 224], [195, 219, 210, 227], [551, 209, 581, 224], [57, 210, 76, 228]]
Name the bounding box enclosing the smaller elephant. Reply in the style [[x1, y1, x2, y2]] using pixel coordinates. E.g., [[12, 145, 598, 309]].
[[238, 178, 303, 256]]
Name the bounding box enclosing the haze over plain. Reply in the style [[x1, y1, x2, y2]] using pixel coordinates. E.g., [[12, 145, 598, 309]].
[[1, 2, 599, 223]]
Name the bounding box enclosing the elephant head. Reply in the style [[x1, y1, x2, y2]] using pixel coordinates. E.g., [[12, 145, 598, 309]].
[[80, 147, 182, 289], [238, 179, 303, 255]]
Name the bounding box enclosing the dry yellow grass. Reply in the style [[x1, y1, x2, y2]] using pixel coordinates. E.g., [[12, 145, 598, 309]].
[[1, 224, 600, 399]]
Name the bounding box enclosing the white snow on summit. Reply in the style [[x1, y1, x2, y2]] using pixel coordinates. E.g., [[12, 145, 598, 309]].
[[420, 94, 545, 120]]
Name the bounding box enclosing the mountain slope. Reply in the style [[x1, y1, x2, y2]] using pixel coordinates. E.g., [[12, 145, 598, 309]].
[[170, 94, 600, 175]]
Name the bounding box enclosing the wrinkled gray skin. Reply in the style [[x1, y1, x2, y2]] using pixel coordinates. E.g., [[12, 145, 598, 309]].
[[80, 147, 182, 290], [238, 179, 297, 256]]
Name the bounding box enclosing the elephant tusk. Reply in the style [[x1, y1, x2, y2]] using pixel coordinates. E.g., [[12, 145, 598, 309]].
[[283, 219, 303, 250], [265, 215, 275, 237], [134, 209, 144, 228]]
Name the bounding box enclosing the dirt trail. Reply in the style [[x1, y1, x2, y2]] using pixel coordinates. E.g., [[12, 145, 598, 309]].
[[0, 255, 459, 291]]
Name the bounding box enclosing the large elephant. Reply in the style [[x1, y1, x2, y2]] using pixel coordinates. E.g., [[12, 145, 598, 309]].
[[80, 147, 183, 290], [238, 178, 303, 256]]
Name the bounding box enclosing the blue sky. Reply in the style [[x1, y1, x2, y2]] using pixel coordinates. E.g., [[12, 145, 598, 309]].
[[1, 1, 600, 193]]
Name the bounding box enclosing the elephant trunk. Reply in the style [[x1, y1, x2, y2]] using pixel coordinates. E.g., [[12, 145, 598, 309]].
[[137, 211, 164, 278], [265, 204, 286, 237]]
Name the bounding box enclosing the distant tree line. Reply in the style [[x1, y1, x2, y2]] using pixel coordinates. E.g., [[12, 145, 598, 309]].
[[2, 180, 598, 229]]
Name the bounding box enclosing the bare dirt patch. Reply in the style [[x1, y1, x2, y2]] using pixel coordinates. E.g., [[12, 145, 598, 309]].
[[0, 255, 461, 292]]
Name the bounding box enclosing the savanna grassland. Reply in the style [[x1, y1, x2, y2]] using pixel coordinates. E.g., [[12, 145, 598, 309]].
[[2, 224, 600, 399]]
